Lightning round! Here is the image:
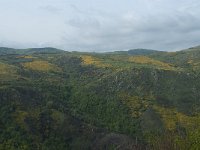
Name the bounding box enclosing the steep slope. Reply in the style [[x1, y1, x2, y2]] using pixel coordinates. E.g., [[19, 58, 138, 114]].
[[0, 46, 200, 149], [149, 45, 200, 72]]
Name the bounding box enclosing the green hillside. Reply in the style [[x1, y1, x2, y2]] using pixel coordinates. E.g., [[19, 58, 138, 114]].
[[0, 46, 200, 149]]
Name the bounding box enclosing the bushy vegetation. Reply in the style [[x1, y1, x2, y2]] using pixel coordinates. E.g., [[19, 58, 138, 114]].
[[0, 46, 200, 149], [22, 60, 61, 72]]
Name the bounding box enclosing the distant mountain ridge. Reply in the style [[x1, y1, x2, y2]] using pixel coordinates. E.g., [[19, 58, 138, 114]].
[[0, 47, 64, 55], [127, 49, 164, 55], [0, 45, 200, 55]]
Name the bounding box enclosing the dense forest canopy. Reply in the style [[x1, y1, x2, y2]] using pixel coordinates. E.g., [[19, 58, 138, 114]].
[[0, 46, 200, 149]]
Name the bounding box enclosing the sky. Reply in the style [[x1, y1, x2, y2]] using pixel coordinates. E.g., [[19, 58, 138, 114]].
[[0, 0, 200, 52]]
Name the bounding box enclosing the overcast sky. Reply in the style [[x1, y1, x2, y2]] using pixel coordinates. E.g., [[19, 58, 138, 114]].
[[0, 0, 200, 52]]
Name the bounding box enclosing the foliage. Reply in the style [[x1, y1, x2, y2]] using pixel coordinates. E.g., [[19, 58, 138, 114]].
[[0, 46, 200, 149], [128, 56, 175, 70], [22, 60, 61, 72]]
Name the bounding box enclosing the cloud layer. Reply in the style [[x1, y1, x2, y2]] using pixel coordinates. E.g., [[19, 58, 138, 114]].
[[0, 0, 200, 51]]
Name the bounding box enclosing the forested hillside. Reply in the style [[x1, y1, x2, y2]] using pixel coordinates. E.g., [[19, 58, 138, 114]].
[[0, 46, 200, 150]]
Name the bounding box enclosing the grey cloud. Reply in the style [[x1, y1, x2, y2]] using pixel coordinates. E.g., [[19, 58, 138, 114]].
[[67, 17, 101, 29], [60, 5, 200, 52], [1, 0, 200, 52], [39, 5, 62, 14]]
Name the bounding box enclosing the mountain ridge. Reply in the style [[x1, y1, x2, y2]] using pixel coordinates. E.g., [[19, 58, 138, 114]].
[[1, 45, 200, 54]]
